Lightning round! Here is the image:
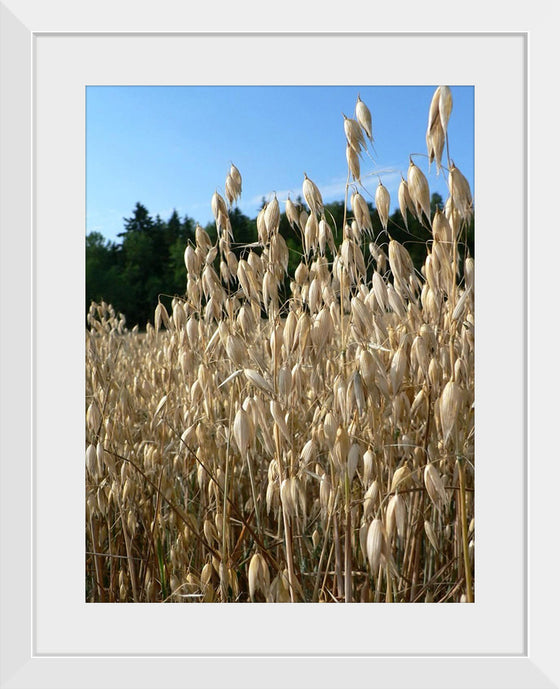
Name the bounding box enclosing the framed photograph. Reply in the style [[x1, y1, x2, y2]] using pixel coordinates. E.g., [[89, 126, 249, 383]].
[[1, 1, 557, 687]]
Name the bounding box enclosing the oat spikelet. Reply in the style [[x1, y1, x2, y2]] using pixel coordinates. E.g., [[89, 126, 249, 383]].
[[264, 194, 280, 234], [285, 195, 300, 229], [397, 176, 414, 231], [426, 86, 452, 171], [248, 552, 270, 602], [375, 181, 390, 231], [230, 162, 242, 193], [302, 173, 324, 216], [386, 493, 407, 540], [366, 518, 385, 573], [390, 464, 411, 493], [426, 117, 445, 172], [363, 481, 378, 520], [244, 368, 274, 396], [270, 400, 291, 444], [225, 174, 236, 206], [346, 144, 361, 181], [448, 163, 472, 221], [211, 190, 228, 228], [184, 244, 200, 275], [351, 191, 373, 236], [438, 86, 453, 137], [343, 113, 366, 155], [424, 520, 439, 550], [195, 224, 212, 252], [424, 463, 448, 510], [355, 94, 373, 141], [233, 407, 253, 455], [407, 161, 431, 224], [439, 379, 463, 445]]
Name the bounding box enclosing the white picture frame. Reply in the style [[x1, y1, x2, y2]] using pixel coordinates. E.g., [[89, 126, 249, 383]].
[[1, 1, 557, 687]]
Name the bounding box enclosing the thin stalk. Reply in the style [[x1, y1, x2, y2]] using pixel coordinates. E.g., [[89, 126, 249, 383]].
[[457, 457, 473, 602], [312, 512, 333, 602], [89, 515, 106, 602], [282, 511, 297, 603], [344, 504, 353, 603], [333, 513, 344, 599], [273, 423, 297, 602], [221, 385, 235, 601], [119, 509, 139, 602], [343, 473, 353, 603], [385, 562, 393, 602], [246, 451, 262, 537]]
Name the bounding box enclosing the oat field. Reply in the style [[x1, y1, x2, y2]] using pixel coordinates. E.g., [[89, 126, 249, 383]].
[[86, 86, 474, 603]]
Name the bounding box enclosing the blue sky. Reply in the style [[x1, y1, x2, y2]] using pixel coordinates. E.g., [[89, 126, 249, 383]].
[[86, 85, 474, 243]]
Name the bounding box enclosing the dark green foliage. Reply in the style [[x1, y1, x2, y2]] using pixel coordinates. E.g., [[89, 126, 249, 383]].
[[86, 203, 195, 328]]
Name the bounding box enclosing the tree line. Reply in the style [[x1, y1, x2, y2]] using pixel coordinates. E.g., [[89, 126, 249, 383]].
[[86, 194, 474, 328]]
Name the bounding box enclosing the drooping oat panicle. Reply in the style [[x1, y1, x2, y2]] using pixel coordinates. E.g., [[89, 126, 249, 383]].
[[375, 181, 390, 231], [343, 113, 366, 155], [302, 173, 324, 216], [355, 94, 373, 142]]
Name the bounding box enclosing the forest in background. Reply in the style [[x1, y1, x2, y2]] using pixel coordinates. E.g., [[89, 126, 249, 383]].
[[86, 193, 474, 328]]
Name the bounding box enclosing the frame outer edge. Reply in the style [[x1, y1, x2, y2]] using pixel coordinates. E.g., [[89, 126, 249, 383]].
[[0, 2, 33, 688]]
